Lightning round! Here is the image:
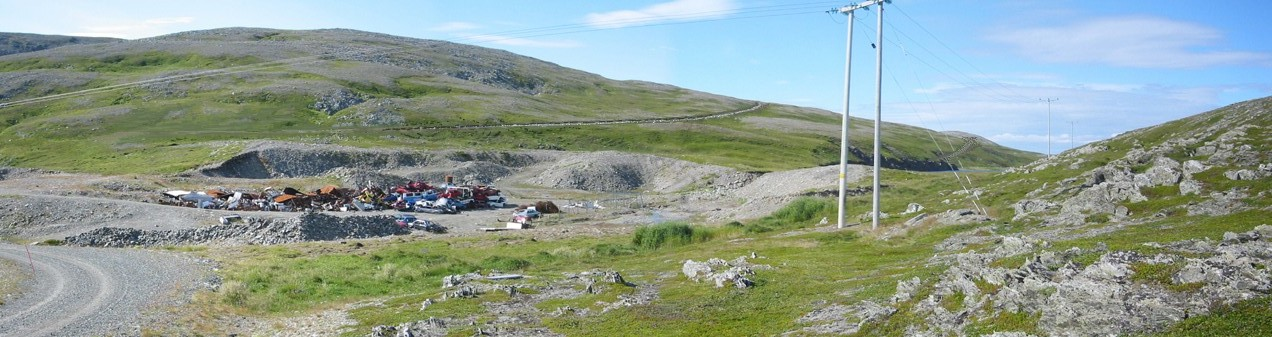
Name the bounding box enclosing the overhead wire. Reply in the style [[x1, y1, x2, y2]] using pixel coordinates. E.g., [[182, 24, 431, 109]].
[[892, 5, 1034, 103], [850, 10, 1030, 104], [848, 7, 989, 213]]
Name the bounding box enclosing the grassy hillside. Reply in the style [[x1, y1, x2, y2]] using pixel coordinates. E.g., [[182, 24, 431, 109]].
[[0, 28, 1038, 174], [166, 96, 1270, 336]]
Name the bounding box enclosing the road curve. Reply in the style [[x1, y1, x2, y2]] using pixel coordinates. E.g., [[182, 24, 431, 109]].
[[0, 244, 208, 337]]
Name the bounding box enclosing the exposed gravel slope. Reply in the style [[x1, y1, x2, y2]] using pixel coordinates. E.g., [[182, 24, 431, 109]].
[[0, 244, 209, 337]]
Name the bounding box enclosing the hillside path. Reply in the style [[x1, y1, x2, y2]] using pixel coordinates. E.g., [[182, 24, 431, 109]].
[[0, 244, 207, 337], [386, 102, 766, 131]]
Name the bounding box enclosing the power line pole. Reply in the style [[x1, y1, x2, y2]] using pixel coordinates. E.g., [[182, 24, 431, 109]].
[[833, 0, 885, 229], [870, 0, 884, 231], [1040, 98, 1058, 156], [1069, 120, 1075, 151]]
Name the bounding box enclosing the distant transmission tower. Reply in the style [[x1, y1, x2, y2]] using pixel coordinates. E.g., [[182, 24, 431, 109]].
[[1041, 98, 1058, 156]]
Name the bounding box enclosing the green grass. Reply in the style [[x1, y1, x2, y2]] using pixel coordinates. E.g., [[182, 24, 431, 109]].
[[197, 197, 982, 336], [962, 309, 1044, 336], [1128, 262, 1204, 292], [0, 55, 1038, 174], [1149, 297, 1272, 337], [739, 197, 835, 233], [0, 51, 260, 73], [631, 221, 714, 251]]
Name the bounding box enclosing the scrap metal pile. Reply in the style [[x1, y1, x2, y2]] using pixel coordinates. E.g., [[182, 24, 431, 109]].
[[158, 180, 509, 214]]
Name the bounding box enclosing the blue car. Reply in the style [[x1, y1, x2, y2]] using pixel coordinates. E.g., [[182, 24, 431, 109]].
[[394, 214, 417, 228]]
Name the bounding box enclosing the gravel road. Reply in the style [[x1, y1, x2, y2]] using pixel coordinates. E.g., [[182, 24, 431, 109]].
[[0, 244, 208, 337]]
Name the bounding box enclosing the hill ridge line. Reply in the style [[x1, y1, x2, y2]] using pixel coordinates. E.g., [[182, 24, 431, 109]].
[[383, 102, 766, 131]]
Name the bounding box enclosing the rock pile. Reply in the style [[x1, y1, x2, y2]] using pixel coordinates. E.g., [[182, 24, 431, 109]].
[[63, 212, 407, 247], [311, 89, 366, 115], [798, 226, 1272, 336], [682, 254, 772, 289]]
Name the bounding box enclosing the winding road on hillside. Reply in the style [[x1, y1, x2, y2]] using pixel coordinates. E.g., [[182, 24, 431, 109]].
[[0, 244, 207, 337]]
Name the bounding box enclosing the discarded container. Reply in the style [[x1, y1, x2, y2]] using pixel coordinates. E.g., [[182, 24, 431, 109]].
[[219, 215, 243, 225]]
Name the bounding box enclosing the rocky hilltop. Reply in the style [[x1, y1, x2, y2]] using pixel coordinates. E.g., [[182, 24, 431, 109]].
[[0, 32, 121, 57]]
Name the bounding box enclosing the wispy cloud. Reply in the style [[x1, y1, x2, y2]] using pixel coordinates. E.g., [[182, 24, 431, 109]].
[[989, 16, 1272, 68], [69, 16, 195, 39], [879, 78, 1237, 153], [584, 0, 737, 29], [431, 22, 480, 32], [463, 34, 580, 48]]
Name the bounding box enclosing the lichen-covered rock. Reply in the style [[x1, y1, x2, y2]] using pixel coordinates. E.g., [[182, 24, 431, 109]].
[[1013, 199, 1056, 220], [801, 226, 1272, 337], [312, 89, 365, 115], [682, 255, 771, 289]]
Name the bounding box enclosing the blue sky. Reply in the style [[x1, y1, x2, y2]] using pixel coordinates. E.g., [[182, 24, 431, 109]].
[[3, 0, 1270, 154]]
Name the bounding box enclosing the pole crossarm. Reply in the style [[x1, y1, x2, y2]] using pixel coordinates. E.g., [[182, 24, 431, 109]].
[[834, 0, 886, 14]]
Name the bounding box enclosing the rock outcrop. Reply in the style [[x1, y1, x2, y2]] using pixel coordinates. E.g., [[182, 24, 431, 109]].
[[792, 226, 1272, 336]]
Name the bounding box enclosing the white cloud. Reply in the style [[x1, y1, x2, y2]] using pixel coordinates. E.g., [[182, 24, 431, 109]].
[[989, 16, 1272, 68], [463, 34, 580, 48], [144, 17, 195, 25], [70, 16, 196, 39], [584, 0, 736, 29], [879, 79, 1229, 154], [431, 22, 480, 32], [1077, 83, 1143, 93]]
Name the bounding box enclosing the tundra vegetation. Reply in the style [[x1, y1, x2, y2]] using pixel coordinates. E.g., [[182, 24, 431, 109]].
[[0, 29, 1267, 336]]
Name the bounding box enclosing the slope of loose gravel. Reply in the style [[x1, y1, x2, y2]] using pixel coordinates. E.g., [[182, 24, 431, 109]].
[[0, 244, 210, 337]]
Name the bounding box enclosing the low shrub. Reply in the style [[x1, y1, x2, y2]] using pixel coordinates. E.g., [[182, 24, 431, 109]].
[[220, 280, 249, 306], [742, 197, 836, 233], [632, 221, 713, 250], [591, 243, 637, 256], [479, 256, 531, 271]]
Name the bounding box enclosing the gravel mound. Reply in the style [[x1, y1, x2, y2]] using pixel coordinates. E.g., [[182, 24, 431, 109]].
[[524, 151, 751, 192], [696, 165, 871, 221], [63, 212, 407, 247], [198, 141, 554, 184], [0, 194, 216, 240], [0, 167, 47, 180]]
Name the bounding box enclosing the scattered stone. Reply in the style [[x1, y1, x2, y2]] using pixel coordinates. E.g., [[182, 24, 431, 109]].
[[1013, 199, 1056, 220], [311, 89, 366, 115], [902, 203, 924, 214], [904, 213, 929, 227], [443, 272, 482, 288], [681, 255, 772, 289]]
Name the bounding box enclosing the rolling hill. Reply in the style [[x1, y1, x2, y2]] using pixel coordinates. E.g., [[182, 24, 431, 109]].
[[0, 27, 1038, 174], [0, 32, 122, 57]]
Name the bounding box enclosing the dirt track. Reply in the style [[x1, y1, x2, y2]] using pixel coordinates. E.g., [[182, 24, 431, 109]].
[[0, 244, 207, 337]]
